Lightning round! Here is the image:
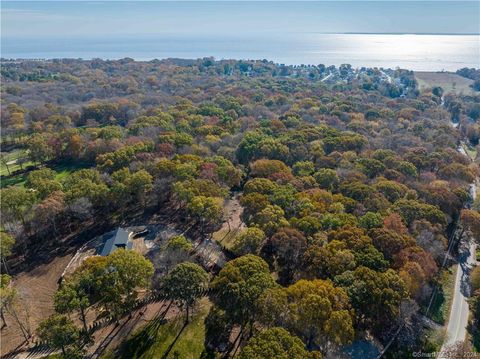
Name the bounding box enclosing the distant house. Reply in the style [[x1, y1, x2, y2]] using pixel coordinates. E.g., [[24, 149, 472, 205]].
[[98, 228, 133, 256]]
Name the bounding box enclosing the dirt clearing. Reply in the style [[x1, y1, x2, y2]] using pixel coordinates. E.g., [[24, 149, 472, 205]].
[[1, 253, 73, 355]]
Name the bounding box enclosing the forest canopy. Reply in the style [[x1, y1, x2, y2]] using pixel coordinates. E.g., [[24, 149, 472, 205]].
[[1, 58, 479, 358]]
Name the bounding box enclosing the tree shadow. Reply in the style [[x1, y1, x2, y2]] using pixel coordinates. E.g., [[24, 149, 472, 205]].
[[161, 321, 188, 359], [116, 308, 169, 359], [89, 317, 132, 358]]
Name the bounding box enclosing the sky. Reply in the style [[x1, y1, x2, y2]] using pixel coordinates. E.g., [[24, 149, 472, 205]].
[[2, 1, 479, 39]]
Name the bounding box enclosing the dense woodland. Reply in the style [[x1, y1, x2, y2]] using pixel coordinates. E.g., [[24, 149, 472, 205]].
[[1, 58, 480, 358]]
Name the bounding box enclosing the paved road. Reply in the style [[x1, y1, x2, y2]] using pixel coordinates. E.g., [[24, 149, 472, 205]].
[[441, 240, 477, 349], [379, 70, 392, 84], [440, 178, 477, 354], [321, 73, 332, 82]]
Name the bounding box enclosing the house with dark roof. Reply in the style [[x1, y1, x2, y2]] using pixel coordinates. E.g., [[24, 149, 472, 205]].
[[98, 228, 133, 256]]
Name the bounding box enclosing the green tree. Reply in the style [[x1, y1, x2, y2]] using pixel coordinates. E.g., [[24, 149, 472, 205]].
[[313, 168, 339, 191], [335, 266, 407, 333], [54, 283, 90, 333], [359, 212, 383, 230], [166, 235, 193, 252], [264, 227, 306, 284], [37, 314, 80, 357], [257, 287, 290, 328], [396, 161, 418, 177], [127, 169, 153, 203], [26, 168, 62, 199], [0, 232, 15, 270], [232, 227, 266, 256], [240, 193, 270, 222], [26, 134, 53, 164], [253, 205, 289, 236], [292, 161, 315, 177], [303, 241, 356, 279], [71, 250, 154, 318], [101, 249, 154, 315], [375, 180, 408, 203], [393, 199, 446, 226], [285, 279, 354, 347], [163, 262, 209, 323], [111, 168, 153, 205], [237, 131, 268, 163], [162, 235, 193, 272], [63, 169, 108, 207], [250, 159, 292, 179], [0, 186, 35, 225], [356, 158, 385, 178], [187, 195, 224, 231], [370, 228, 410, 261], [211, 254, 275, 328], [243, 178, 278, 196], [239, 327, 321, 359]]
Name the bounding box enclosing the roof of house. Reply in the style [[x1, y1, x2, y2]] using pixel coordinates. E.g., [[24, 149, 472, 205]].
[[98, 228, 132, 256]]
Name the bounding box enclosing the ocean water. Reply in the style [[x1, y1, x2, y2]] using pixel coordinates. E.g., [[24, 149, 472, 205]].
[[2, 33, 479, 71]]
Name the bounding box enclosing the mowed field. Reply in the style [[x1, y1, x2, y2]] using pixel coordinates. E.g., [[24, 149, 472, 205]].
[[415, 71, 475, 95]]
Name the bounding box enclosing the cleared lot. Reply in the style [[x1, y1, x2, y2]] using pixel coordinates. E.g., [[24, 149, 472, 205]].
[[415, 71, 475, 95], [0, 253, 73, 354]]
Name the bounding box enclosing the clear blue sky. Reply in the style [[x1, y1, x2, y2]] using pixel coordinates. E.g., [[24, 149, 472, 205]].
[[2, 1, 479, 39]]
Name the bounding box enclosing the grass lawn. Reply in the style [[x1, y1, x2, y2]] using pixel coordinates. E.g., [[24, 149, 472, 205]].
[[426, 266, 457, 325], [52, 162, 90, 181], [0, 149, 34, 176], [104, 298, 212, 359], [0, 161, 90, 188], [0, 173, 28, 188]]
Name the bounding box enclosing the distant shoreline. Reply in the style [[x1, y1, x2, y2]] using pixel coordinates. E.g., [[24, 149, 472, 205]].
[[1, 58, 478, 73], [338, 32, 480, 36]]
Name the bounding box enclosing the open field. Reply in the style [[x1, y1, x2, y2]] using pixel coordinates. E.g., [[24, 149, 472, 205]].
[[0, 161, 90, 188], [0, 253, 74, 355], [52, 162, 90, 181], [0, 172, 28, 188], [103, 298, 211, 359], [415, 71, 475, 95], [0, 149, 34, 177]]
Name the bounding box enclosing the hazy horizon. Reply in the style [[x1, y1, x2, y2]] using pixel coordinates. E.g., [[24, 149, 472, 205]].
[[2, 1, 479, 38], [1, 1, 479, 70]]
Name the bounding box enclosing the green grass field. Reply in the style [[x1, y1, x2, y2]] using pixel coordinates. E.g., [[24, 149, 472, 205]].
[[53, 162, 89, 181], [0, 149, 34, 177], [104, 298, 212, 359], [415, 72, 476, 95], [0, 159, 89, 189], [0, 173, 28, 188]]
